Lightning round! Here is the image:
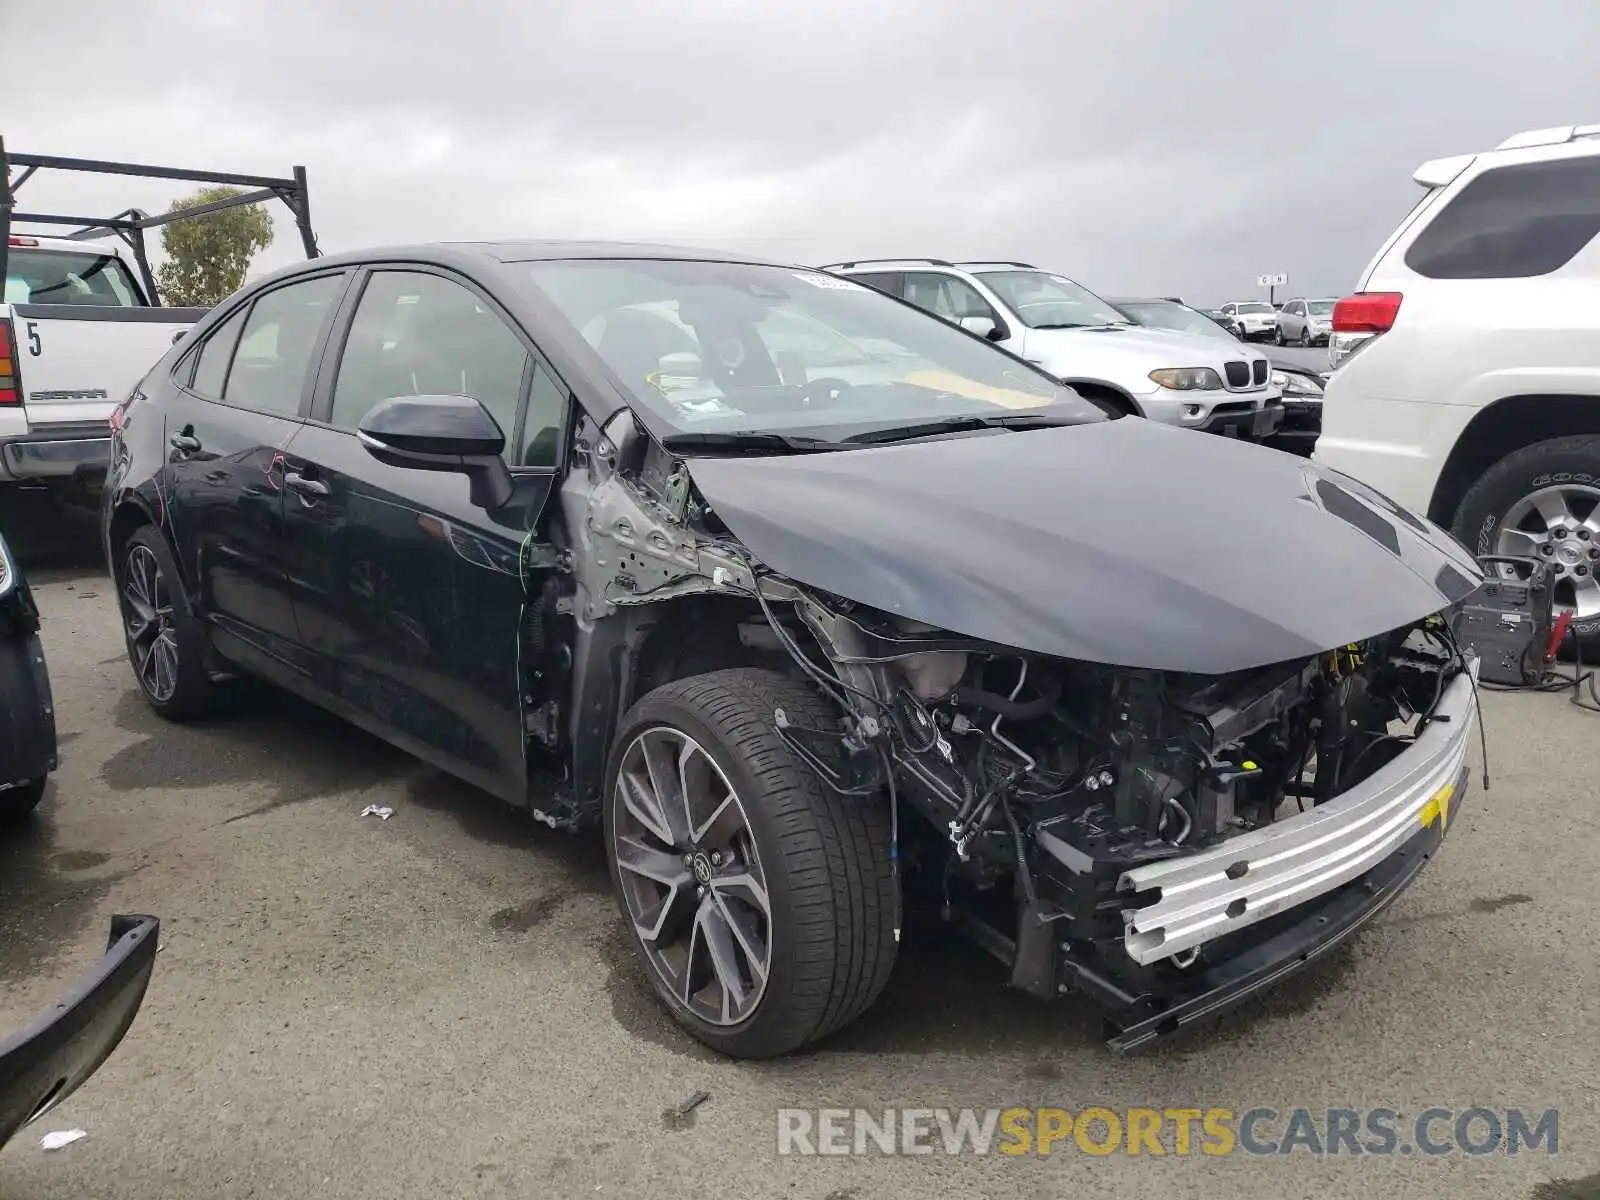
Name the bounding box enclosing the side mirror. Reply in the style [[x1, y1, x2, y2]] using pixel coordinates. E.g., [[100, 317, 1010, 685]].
[[959, 315, 1002, 341], [357, 394, 514, 511]]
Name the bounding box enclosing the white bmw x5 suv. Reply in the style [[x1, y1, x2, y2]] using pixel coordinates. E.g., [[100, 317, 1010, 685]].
[[824, 259, 1283, 441]]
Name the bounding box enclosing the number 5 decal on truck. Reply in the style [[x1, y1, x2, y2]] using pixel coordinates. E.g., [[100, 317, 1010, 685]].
[[26, 322, 40, 356]]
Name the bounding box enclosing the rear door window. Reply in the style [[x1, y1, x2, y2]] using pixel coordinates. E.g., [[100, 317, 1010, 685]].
[[222, 274, 345, 416], [188, 306, 250, 400], [1405, 155, 1600, 279]]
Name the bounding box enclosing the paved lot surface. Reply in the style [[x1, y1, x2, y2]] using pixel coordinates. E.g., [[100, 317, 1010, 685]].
[[2, 498, 1598, 1200]]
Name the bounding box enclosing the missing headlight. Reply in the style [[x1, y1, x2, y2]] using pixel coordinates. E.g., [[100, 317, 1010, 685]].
[[898, 650, 969, 702]]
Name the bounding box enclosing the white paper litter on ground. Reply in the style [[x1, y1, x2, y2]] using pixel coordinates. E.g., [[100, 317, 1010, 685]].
[[40, 1129, 87, 1151], [360, 805, 395, 820]]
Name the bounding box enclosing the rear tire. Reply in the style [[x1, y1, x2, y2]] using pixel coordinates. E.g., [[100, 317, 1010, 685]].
[[604, 668, 898, 1058], [0, 777, 46, 824], [115, 526, 218, 719], [1453, 435, 1600, 645]]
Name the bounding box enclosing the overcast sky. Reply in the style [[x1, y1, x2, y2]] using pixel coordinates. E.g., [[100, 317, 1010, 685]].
[[8, 0, 1600, 305]]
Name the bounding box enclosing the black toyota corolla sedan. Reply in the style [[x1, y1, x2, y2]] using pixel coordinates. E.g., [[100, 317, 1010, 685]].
[[101, 241, 1485, 1058]]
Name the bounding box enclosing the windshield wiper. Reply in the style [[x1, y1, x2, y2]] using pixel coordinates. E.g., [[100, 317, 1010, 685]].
[[840, 412, 1081, 445], [658, 430, 847, 455], [1030, 321, 1130, 331]]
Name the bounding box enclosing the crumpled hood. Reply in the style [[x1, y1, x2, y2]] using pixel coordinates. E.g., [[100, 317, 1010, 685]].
[[1025, 325, 1267, 385], [686, 418, 1484, 674]]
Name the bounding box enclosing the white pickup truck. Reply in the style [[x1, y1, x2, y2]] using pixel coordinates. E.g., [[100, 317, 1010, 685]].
[[1, 142, 322, 504], [2, 233, 206, 501]]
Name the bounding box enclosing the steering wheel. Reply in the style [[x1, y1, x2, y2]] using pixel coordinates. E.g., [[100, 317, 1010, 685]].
[[797, 377, 854, 408]]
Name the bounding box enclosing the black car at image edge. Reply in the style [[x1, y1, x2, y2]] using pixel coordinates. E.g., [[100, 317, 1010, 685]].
[[100, 239, 1485, 1058], [0, 530, 159, 1154]]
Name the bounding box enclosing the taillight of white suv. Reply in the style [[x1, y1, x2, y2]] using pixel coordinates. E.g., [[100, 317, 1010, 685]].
[[1332, 292, 1404, 334], [1328, 292, 1403, 370]]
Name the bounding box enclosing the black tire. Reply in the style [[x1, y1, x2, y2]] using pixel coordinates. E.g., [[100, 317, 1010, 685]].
[[1453, 435, 1600, 642], [603, 668, 898, 1058], [1273, 325, 1285, 346], [0, 777, 46, 824], [115, 525, 217, 719]]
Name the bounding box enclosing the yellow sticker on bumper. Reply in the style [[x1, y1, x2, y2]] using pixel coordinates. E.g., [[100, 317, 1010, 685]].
[[1419, 782, 1456, 831]]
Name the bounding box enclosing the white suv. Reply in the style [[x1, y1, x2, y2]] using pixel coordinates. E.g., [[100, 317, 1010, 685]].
[[1314, 123, 1600, 634], [822, 259, 1282, 440], [1217, 300, 1280, 342]]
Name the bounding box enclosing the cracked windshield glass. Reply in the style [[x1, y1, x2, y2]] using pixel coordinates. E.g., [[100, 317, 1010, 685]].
[[521, 259, 1100, 438]]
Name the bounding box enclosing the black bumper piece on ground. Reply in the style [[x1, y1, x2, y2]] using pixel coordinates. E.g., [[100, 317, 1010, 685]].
[[1085, 799, 1456, 1052], [0, 915, 160, 1151]]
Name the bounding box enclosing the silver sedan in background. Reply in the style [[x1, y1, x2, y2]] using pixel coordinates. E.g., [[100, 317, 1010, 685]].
[[1274, 297, 1336, 346]]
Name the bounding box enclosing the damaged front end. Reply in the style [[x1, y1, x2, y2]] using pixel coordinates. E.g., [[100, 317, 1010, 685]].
[[554, 408, 1483, 1049], [753, 585, 1480, 1050]]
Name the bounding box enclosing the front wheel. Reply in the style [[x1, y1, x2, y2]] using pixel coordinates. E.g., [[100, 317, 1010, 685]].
[[604, 668, 898, 1058], [1453, 435, 1600, 642]]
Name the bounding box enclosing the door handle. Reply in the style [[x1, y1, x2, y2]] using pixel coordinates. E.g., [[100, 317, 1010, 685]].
[[284, 471, 330, 497], [170, 432, 201, 454]]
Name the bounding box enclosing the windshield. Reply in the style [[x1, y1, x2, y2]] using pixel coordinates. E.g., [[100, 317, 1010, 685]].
[[972, 269, 1128, 329], [1114, 300, 1237, 341], [1235, 302, 1275, 314], [518, 259, 1102, 439], [3, 248, 143, 306], [1306, 299, 1335, 316]]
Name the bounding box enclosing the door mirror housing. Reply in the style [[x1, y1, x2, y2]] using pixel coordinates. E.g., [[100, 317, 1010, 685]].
[[356, 394, 514, 511], [959, 314, 1002, 340]]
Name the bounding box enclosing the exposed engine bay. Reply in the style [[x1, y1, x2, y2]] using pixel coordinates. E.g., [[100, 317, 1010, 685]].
[[755, 584, 1472, 974]]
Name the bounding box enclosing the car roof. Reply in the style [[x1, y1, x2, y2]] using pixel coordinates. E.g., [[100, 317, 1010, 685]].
[[279, 239, 791, 272]]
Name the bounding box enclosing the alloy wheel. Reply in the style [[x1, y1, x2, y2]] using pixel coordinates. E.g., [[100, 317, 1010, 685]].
[[121, 543, 180, 704], [1494, 483, 1600, 619], [612, 726, 773, 1027]]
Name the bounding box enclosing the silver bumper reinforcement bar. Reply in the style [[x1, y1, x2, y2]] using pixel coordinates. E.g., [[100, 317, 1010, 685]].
[[1119, 660, 1478, 966]]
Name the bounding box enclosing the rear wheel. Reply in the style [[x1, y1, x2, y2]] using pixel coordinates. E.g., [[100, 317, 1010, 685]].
[[0, 777, 46, 824], [1453, 435, 1600, 643], [116, 526, 217, 718], [604, 668, 897, 1058]]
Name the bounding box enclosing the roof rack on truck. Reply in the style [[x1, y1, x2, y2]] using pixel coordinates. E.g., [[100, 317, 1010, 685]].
[[0, 137, 321, 303]]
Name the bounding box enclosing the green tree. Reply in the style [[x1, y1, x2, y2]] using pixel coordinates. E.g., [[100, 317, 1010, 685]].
[[155, 186, 274, 306]]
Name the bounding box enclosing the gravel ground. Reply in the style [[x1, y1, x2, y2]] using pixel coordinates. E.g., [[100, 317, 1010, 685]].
[[1, 498, 1598, 1200]]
